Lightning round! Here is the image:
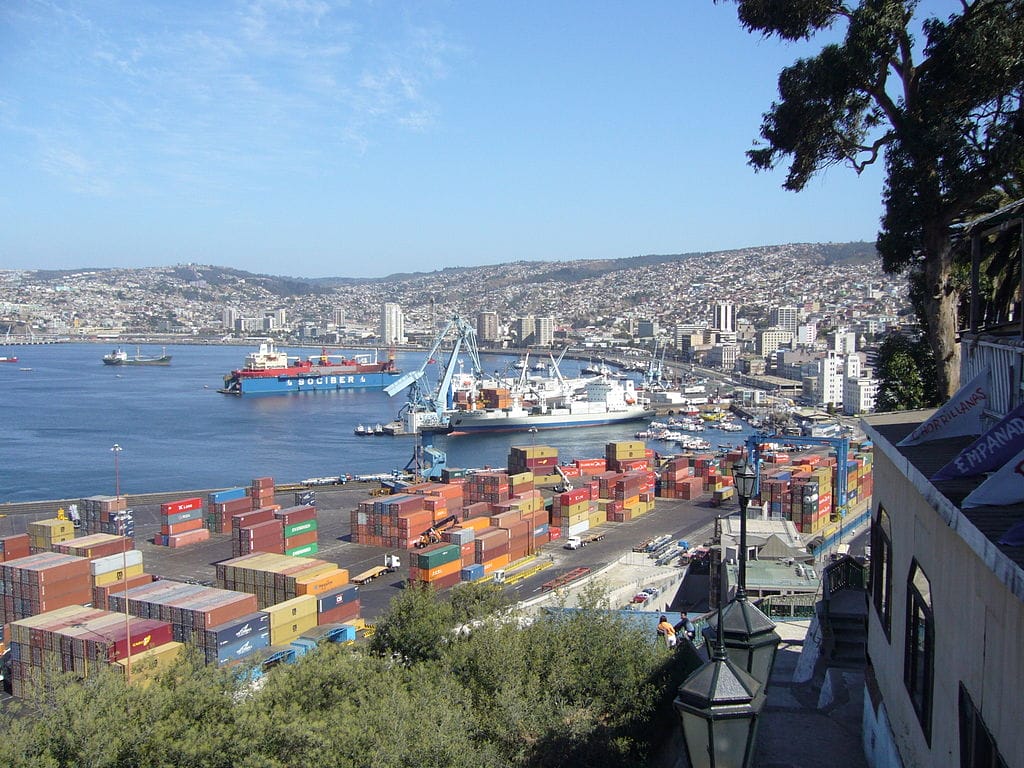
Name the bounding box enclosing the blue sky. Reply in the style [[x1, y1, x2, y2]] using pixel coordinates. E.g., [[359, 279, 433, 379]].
[[0, 1, 956, 278]]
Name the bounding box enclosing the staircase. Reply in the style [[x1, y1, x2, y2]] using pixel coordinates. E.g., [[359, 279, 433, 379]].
[[818, 556, 868, 670]]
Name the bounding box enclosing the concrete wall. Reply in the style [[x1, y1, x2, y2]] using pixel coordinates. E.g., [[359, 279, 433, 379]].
[[863, 429, 1024, 768]]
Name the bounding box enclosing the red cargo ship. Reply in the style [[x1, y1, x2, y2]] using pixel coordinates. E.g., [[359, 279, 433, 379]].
[[219, 340, 402, 395], [0, 356, 18, 363]]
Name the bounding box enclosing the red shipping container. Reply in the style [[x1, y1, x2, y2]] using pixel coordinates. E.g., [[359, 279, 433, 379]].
[[283, 530, 318, 549], [317, 600, 360, 625], [167, 529, 211, 548], [232, 509, 275, 529], [161, 518, 205, 536], [160, 497, 202, 516]]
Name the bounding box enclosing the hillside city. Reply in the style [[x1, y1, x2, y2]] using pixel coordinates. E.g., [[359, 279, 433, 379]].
[[1, 242, 911, 416]]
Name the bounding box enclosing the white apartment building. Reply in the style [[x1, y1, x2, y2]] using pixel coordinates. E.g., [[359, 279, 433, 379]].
[[381, 303, 405, 345], [534, 316, 554, 346], [706, 342, 737, 370], [797, 323, 817, 345], [844, 373, 878, 415], [817, 350, 846, 407], [712, 301, 736, 333], [832, 327, 858, 354]]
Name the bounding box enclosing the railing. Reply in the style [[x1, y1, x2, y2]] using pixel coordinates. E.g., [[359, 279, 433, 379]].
[[758, 594, 817, 619], [822, 556, 867, 600]]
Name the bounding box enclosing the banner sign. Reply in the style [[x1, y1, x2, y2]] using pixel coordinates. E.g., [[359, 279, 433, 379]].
[[932, 402, 1024, 480], [897, 369, 989, 447], [962, 446, 1024, 508]]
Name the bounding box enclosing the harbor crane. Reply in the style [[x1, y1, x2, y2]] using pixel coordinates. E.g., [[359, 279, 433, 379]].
[[384, 315, 485, 434]]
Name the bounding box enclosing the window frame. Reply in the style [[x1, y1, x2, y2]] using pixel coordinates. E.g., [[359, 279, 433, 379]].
[[904, 559, 934, 744], [871, 504, 893, 640], [958, 683, 1008, 768]]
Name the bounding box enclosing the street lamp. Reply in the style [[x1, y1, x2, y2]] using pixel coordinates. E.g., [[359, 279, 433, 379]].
[[704, 458, 781, 687], [674, 601, 765, 768], [111, 443, 122, 499], [110, 442, 131, 683]]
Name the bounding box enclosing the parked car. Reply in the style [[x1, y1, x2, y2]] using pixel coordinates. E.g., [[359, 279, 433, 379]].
[[641, 586, 660, 598], [632, 593, 650, 604]]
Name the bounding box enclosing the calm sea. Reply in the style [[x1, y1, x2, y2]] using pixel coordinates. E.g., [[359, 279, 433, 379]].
[[0, 343, 754, 503]]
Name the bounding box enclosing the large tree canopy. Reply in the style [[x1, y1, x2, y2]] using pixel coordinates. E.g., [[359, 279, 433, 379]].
[[724, 0, 1024, 401]]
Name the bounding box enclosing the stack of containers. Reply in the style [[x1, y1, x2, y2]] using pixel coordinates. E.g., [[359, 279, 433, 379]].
[[857, 451, 874, 504], [349, 494, 434, 550], [215, 553, 347, 609], [90, 549, 145, 590], [315, 583, 360, 625], [234, 517, 284, 557], [276, 504, 318, 556], [408, 542, 462, 589], [92, 569, 154, 610], [605, 441, 647, 472], [155, 497, 209, 548], [78, 495, 129, 535], [206, 487, 251, 534], [761, 471, 791, 520], [473, 527, 511, 577], [26, 519, 76, 553], [0, 552, 92, 625], [108, 581, 259, 651], [251, 477, 276, 510], [507, 445, 559, 477], [194, 611, 270, 666], [464, 471, 511, 506], [489, 509, 532, 562], [262, 594, 318, 646], [443, 526, 476, 574], [0, 534, 31, 563], [6, 605, 182, 697], [53, 533, 132, 559], [605, 470, 654, 521], [657, 457, 698, 499], [551, 487, 594, 538]]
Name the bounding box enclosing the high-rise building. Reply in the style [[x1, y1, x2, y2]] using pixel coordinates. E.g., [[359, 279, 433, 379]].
[[637, 320, 658, 339], [771, 306, 799, 335], [534, 316, 554, 347], [797, 323, 817, 345], [222, 308, 239, 328], [513, 316, 535, 346], [333, 308, 346, 327], [381, 303, 405, 345], [477, 311, 499, 344], [816, 350, 846, 407], [712, 301, 736, 333]]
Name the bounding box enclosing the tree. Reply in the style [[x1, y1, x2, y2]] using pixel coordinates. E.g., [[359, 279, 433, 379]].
[[874, 332, 931, 410], [723, 0, 1024, 401], [369, 583, 454, 664]]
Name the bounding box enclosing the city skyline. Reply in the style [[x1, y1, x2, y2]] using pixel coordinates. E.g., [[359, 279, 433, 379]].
[[0, 1, 947, 278]]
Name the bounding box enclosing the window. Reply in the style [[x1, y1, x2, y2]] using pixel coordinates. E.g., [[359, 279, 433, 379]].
[[904, 560, 934, 743], [958, 684, 1008, 768], [871, 505, 893, 639]]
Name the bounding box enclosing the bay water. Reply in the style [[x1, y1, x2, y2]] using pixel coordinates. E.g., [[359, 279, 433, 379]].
[[0, 343, 753, 503]]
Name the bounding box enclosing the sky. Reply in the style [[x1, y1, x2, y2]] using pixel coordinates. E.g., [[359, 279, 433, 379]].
[[0, 1, 960, 278]]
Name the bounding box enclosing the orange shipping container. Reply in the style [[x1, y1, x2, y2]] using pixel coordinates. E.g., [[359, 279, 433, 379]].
[[295, 567, 349, 596]]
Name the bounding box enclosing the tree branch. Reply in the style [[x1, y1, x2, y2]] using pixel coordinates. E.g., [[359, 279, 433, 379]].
[[851, 132, 895, 173]]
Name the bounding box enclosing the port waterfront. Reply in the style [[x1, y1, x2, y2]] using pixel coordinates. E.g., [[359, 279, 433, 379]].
[[0, 342, 754, 504]]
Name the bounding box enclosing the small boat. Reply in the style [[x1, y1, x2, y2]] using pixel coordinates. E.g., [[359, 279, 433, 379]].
[[0, 356, 19, 363], [354, 424, 369, 436], [19, 367, 32, 372], [102, 346, 172, 366]]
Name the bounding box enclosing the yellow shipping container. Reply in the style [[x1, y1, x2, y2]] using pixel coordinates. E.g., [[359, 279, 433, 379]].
[[93, 563, 145, 587], [508, 471, 534, 486], [117, 641, 185, 686], [269, 613, 318, 646], [28, 519, 76, 538], [589, 511, 606, 528], [262, 594, 317, 629]]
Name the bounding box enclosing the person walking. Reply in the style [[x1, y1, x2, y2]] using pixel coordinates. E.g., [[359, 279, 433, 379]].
[[657, 615, 677, 648]]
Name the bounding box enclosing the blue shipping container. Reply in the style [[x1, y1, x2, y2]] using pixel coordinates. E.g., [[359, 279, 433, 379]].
[[533, 523, 549, 538], [216, 631, 270, 666], [460, 564, 485, 582], [209, 612, 271, 647], [209, 487, 248, 504]]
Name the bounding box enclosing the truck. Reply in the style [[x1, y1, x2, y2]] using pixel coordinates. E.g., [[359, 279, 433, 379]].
[[564, 533, 605, 550], [351, 554, 401, 585]]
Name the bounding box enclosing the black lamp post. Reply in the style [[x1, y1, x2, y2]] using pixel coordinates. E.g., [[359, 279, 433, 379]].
[[704, 458, 781, 687], [675, 601, 765, 768]]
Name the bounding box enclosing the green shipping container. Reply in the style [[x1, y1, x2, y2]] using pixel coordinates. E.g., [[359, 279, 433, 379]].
[[286, 543, 319, 558], [415, 543, 460, 570], [284, 520, 318, 537]]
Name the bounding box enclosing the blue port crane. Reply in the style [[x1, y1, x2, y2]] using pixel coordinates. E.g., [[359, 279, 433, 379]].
[[744, 433, 852, 516], [384, 314, 484, 427]]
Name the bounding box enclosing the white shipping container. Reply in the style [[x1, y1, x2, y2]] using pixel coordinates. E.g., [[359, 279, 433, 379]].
[[567, 519, 591, 537], [90, 549, 144, 576]]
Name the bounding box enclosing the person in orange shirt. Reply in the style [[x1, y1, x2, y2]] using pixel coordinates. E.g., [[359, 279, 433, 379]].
[[657, 615, 677, 648]]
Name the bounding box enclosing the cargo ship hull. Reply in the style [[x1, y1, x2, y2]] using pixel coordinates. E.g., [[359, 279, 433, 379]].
[[448, 405, 655, 434], [225, 369, 403, 395], [220, 341, 402, 395]]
